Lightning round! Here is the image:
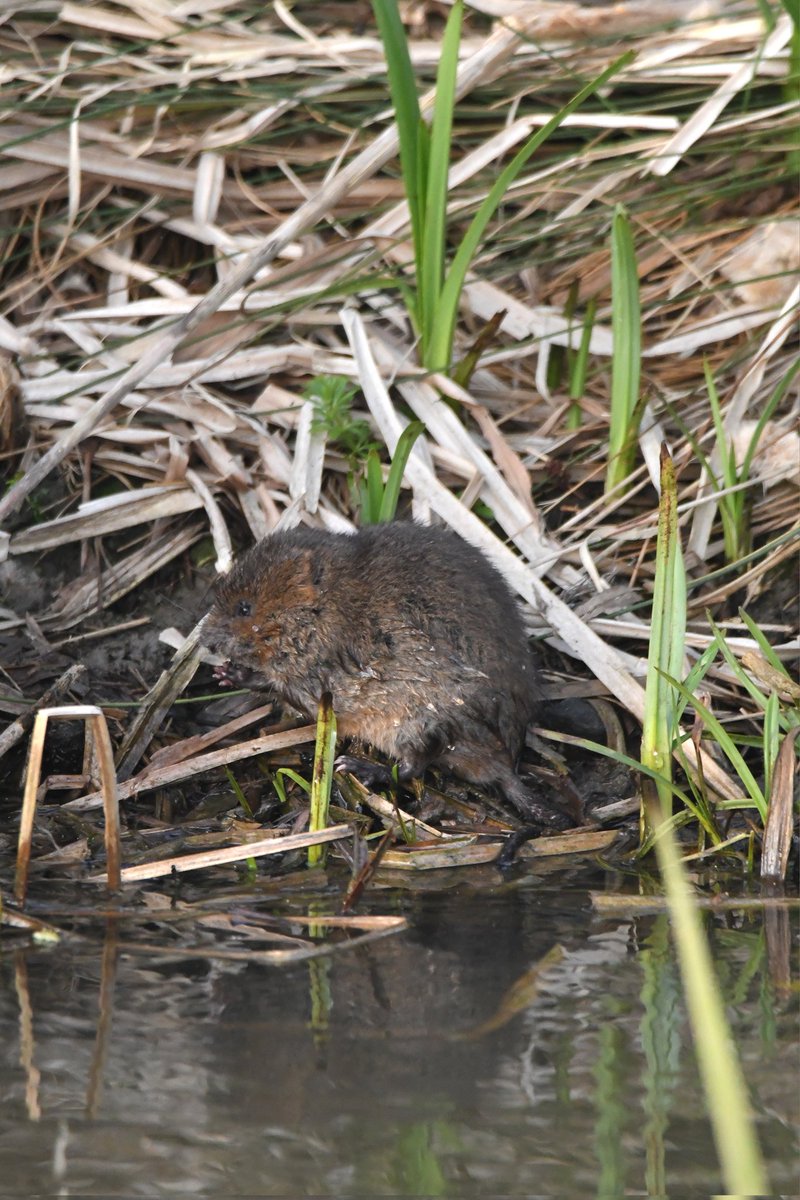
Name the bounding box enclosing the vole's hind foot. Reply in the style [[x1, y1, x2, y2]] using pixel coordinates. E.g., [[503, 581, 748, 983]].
[[442, 742, 574, 832], [335, 754, 396, 791], [502, 774, 574, 832]]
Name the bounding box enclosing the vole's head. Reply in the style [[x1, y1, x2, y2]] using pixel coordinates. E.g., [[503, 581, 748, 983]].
[[204, 534, 323, 681]]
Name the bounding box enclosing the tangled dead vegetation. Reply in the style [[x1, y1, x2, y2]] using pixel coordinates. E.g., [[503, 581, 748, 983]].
[[0, 1, 797, 842]]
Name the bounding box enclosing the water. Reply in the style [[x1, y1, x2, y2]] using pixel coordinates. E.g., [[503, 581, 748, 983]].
[[1, 862, 797, 1196]]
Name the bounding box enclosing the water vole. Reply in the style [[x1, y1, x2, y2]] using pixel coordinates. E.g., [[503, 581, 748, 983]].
[[205, 523, 569, 829]]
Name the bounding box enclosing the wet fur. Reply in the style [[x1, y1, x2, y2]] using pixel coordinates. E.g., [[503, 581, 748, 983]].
[[205, 524, 567, 827]]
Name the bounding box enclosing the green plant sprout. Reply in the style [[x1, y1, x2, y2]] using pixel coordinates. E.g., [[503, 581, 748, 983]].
[[605, 205, 642, 497], [567, 296, 597, 430], [304, 373, 422, 522], [372, 0, 632, 372], [696, 357, 800, 564], [272, 767, 311, 807], [306, 374, 378, 465], [308, 692, 337, 868], [640, 445, 686, 831], [359, 420, 424, 523]]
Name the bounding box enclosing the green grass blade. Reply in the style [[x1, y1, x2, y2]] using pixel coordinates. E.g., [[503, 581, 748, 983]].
[[378, 420, 425, 522], [224, 766, 254, 818], [699, 358, 800, 565], [739, 352, 800, 481], [605, 205, 641, 496], [275, 768, 311, 797], [430, 51, 634, 371], [706, 612, 796, 735], [371, 0, 423, 265], [360, 448, 387, 524], [763, 691, 780, 795], [308, 692, 337, 868], [670, 640, 726, 840], [703, 359, 737, 489], [540, 728, 719, 836], [650, 806, 769, 1195], [703, 359, 744, 561], [641, 446, 686, 826], [779, 0, 800, 173], [567, 296, 596, 428], [661, 672, 767, 819], [674, 641, 718, 727], [738, 607, 798, 678], [666, 397, 749, 566], [415, 115, 430, 233], [419, 0, 462, 366]]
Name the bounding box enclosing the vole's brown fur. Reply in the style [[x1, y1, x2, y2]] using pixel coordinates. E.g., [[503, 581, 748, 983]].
[[205, 523, 568, 828]]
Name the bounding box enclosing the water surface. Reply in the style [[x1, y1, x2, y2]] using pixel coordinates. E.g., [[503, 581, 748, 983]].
[[1, 862, 796, 1196]]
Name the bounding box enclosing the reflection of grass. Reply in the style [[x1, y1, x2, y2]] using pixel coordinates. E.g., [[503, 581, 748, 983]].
[[390, 1122, 448, 1197], [593, 1021, 628, 1197]]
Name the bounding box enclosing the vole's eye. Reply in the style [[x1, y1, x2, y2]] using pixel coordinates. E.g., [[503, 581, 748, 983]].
[[236, 600, 252, 617]]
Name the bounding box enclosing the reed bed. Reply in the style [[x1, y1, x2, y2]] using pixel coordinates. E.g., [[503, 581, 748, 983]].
[[0, 0, 797, 872]]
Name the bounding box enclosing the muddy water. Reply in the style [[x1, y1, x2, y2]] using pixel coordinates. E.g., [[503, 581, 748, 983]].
[[1, 863, 797, 1197]]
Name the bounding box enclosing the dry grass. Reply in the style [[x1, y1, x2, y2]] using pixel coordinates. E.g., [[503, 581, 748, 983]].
[[0, 1, 798, 852]]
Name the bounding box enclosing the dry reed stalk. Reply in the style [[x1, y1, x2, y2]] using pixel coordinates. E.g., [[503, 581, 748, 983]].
[[15, 705, 121, 902], [89, 823, 353, 884]]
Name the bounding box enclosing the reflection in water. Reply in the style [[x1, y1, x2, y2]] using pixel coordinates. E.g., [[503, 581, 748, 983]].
[[0, 865, 797, 1197], [13, 954, 41, 1122]]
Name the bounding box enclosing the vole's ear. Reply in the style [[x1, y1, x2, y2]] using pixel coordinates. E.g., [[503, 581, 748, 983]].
[[281, 549, 321, 607]]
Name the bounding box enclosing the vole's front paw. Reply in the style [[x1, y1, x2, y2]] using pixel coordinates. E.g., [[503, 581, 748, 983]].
[[212, 660, 237, 687]]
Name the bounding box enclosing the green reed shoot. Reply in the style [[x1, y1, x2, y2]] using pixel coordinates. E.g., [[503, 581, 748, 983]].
[[641, 446, 768, 1193], [779, 0, 800, 174], [308, 692, 337, 868], [360, 420, 424, 523], [699, 357, 800, 564], [372, 0, 632, 371], [640, 445, 686, 831], [605, 206, 642, 496], [272, 768, 311, 807], [567, 297, 596, 430]]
